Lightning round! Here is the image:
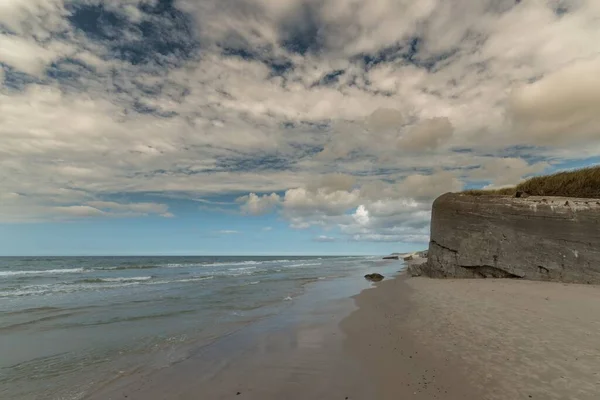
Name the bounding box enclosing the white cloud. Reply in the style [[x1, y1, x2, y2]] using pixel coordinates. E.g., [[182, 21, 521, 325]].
[[319, 111, 454, 161], [305, 173, 356, 193], [338, 200, 432, 243], [87, 201, 170, 215], [0, 35, 72, 76], [353, 205, 370, 226], [239, 170, 459, 242], [351, 233, 429, 243], [398, 117, 454, 152], [314, 235, 336, 242], [218, 230, 240, 234], [0, 193, 172, 222], [54, 205, 106, 218], [237, 193, 281, 215], [366, 108, 406, 132], [398, 171, 464, 199], [1, 0, 599, 242], [0, 0, 69, 39], [282, 187, 361, 216], [468, 158, 550, 187], [508, 57, 600, 146]]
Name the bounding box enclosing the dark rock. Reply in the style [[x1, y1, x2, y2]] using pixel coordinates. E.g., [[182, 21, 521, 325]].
[[423, 193, 600, 284], [407, 263, 423, 277], [383, 256, 399, 260], [515, 191, 530, 198], [403, 255, 413, 261], [364, 273, 384, 282]]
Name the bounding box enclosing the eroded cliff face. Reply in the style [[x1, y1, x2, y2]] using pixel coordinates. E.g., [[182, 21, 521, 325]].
[[419, 193, 600, 284]]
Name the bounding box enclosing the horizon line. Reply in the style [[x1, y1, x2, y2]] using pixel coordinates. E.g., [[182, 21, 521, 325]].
[[0, 253, 389, 257]]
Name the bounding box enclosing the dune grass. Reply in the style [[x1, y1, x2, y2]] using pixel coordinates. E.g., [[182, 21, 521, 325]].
[[463, 165, 600, 198], [463, 187, 516, 196]]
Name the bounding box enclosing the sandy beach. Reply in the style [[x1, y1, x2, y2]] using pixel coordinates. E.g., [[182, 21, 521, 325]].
[[342, 274, 600, 400], [86, 267, 600, 400], [86, 269, 384, 400]]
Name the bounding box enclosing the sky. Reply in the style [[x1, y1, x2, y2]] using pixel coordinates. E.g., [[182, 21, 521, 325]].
[[1, 0, 599, 256]]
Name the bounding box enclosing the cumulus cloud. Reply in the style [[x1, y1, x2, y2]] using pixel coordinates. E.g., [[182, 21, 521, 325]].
[[237, 193, 281, 215], [508, 57, 600, 145], [282, 187, 361, 216], [356, 170, 463, 201], [237, 170, 459, 242], [318, 110, 454, 161], [468, 158, 550, 187], [366, 108, 406, 132], [398, 117, 454, 152], [306, 173, 356, 193], [1, 0, 599, 242]]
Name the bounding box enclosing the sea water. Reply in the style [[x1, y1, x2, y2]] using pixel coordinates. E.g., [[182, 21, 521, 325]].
[[0, 255, 401, 399]]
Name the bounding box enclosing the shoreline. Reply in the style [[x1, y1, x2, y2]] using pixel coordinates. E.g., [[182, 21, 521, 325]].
[[90, 297, 371, 400], [85, 259, 600, 400], [1, 255, 395, 400], [86, 261, 402, 399]]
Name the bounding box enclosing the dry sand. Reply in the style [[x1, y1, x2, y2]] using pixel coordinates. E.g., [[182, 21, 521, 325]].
[[342, 274, 600, 400]]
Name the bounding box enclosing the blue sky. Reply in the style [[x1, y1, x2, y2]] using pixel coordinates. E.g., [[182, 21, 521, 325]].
[[0, 212, 413, 256], [1, 1, 600, 255]]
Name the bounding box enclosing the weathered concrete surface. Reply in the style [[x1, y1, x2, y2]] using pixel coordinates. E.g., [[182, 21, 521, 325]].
[[419, 193, 600, 284]]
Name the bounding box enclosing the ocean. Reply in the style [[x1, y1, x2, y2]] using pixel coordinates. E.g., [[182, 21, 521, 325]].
[[0, 255, 403, 399]]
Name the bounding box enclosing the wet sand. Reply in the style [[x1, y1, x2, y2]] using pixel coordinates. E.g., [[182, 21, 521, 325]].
[[342, 275, 600, 400], [88, 275, 381, 400], [89, 271, 600, 400]]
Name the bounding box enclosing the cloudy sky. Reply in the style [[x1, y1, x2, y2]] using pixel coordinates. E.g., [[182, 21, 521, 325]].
[[1, 0, 599, 255]]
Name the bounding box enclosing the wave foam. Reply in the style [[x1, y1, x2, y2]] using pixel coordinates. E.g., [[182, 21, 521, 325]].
[[96, 265, 158, 271], [202, 260, 262, 267], [103, 276, 152, 282], [164, 259, 302, 268], [285, 263, 322, 268], [79, 276, 153, 283], [0, 274, 217, 298], [0, 268, 85, 277], [227, 266, 257, 271], [162, 276, 214, 284]]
